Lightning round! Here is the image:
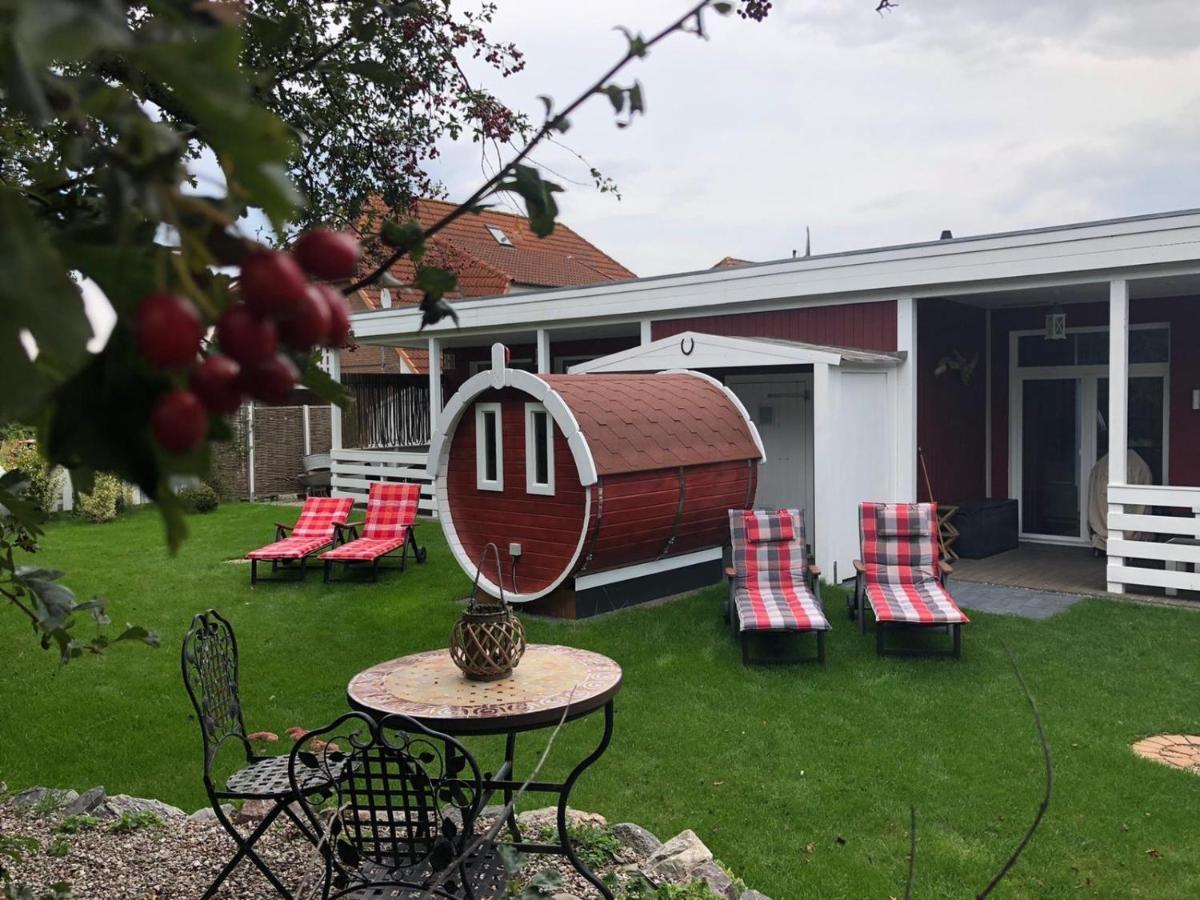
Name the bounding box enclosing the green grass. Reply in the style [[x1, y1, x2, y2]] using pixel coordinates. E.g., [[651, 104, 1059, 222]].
[[3, 503, 1200, 897]]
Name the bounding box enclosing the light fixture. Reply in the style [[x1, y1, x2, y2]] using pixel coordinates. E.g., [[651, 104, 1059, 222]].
[[1045, 303, 1067, 341]]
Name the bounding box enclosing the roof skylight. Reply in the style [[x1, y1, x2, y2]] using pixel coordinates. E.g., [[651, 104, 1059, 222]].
[[485, 224, 514, 247]]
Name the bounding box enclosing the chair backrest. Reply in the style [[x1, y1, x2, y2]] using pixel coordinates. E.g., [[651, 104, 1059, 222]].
[[728, 508, 807, 584], [362, 482, 420, 540], [181, 609, 250, 777], [859, 501, 940, 585], [291, 496, 354, 539], [289, 711, 484, 894]]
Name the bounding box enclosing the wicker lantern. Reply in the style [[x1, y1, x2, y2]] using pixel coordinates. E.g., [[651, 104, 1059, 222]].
[[450, 543, 526, 681]]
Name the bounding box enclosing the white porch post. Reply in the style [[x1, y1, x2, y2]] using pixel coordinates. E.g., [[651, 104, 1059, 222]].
[[428, 336, 443, 433], [327, 350, 342, 451], [894, 297, 918, 501], [1107, 278, 1129, 594], [535, 328, 551, 374], [639, 319, 653, 345]]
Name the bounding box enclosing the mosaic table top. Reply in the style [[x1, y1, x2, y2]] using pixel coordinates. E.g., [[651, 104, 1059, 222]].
[[347, 643, 622, 735]]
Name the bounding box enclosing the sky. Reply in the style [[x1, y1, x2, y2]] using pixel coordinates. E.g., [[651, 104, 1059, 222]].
[[431, 0, 1200, 277]]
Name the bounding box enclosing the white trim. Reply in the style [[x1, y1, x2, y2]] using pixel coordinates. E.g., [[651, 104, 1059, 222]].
[[985, 308, 992, 494], [327, 350, 342, 451], [428, 337, 442, 432], [535, 329, 551, 374], [302, 404, 311, 456], [469, 357, 532, 375], [894, 297, 918, 501], [639, 319, 653, 344], [524, 403, 555, 496], [574, 547, 722, 591], [246, 404, 256, 499], [474, 402, 503, 491]]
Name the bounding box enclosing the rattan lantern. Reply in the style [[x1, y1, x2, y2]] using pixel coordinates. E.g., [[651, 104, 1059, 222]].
[[449, 543, 526, 681]]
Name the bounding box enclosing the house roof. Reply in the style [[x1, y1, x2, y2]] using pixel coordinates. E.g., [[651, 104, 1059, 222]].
[[712, 256, 753, 269], [539, 373, 763, 476]]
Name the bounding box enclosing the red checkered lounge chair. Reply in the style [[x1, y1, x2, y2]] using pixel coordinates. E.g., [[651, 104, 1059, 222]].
[[245, 497, 353, 585], [320, 482, 426, 582], [853, 501, 968, 658], [726, 508, 830, 665]]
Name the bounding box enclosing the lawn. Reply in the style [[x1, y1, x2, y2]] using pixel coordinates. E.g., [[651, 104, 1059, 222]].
[[3, 503, 1200, 898]]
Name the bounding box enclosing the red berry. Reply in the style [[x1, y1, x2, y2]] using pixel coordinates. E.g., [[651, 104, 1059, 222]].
[[239, 354, 299, 405], [151, 389, 208, 454], [189, 355, 242, 415], [292, 230, 361, 281], [216, 303, 277, 365], [239, 251, 308, 317], [278, 285, 333, 349], [315, 285, 352, 347], [136, 293, 203, 370]]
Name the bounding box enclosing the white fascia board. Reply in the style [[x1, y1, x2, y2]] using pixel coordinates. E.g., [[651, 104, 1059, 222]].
[[572, 332, 843, 373], [351, 215, 1200, 341]]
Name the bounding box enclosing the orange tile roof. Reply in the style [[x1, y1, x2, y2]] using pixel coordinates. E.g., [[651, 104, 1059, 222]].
[[712, 256, 753, 269], [540, 374, 762, 476]]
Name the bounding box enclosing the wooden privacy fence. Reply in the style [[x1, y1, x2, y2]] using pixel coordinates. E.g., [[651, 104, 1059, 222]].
[[212, 403, 332, 499], [1107, 483, 1200, 595], [344, 374, 430, 449], [331, 447, 436, 517]]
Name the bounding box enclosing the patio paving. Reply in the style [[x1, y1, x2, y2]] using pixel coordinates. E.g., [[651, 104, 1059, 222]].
[[951, 579, 1084, 620]]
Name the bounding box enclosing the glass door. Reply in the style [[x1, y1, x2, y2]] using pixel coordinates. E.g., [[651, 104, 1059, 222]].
[[1021, 378, 1081, 537]]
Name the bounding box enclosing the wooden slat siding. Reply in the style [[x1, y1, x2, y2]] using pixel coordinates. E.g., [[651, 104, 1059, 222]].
[[671, 461, 756, 555], [917, 299, 988, 502], [586, 470, 681, 568], [989, 295, 1200, 496], [445, 389, 586, 594], [651, 300, 898, 352]]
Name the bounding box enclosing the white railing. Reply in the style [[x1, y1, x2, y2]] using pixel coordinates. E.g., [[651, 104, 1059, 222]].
[[1107, 483, 1200, 595], [330, 448, 436, 516]]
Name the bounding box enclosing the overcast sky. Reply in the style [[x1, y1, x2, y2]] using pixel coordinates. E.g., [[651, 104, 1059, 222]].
[[432, 0, 1200, 277]]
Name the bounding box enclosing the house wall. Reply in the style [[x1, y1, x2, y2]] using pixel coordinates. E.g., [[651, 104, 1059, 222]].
[[651, 299, 898, 352], [916, 299, 989, 502], [441, 336, 638, 395], [989, 295, 1200, 494]]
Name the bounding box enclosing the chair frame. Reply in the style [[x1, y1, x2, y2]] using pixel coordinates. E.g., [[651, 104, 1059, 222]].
[[323, 520, 427, 583], [288, 711, 504, 900], [249, 519, 340, 585], [181, 609, 332, 899]]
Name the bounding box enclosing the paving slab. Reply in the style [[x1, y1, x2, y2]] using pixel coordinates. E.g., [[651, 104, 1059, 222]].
[[952, 580, 1083, 619]]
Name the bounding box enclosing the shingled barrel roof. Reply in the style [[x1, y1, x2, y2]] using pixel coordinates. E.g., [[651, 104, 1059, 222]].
[[539, 373, 763, 475]]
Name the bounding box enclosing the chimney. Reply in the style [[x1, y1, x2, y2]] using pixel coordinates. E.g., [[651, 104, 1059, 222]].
[[939, 229, 954, 240]]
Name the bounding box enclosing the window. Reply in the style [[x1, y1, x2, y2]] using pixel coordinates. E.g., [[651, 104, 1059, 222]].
[[524, 403, 555, 495], [469, 358, 534, 375], [475, 403, 503, 491], [1017, 326, 1169, 368], [485, 224, 514, 246]]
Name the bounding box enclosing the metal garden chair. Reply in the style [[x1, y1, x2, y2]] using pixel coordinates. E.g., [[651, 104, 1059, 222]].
[[288, 711, 506, 899], [852, 501, 968, 657], [181, 609, 334, 899], [320, 481, 427, 582]]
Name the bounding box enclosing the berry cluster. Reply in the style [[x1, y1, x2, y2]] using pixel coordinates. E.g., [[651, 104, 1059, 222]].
[[136, 230, 360, 455]]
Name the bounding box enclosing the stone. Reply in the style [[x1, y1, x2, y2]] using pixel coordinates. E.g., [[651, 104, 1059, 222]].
[[516, 806, 607, 833], [10, 787, 79, 812], [690, 861, 737, 899], [739, 892, 771, 900], [101, 794, 185, 820], [642, 829, 713, 885], [234, 798, 275, 822], [188, 804, 234, 823], [551, 895, 585, 900], [611, 821, 662, 857], [65, 786, 107, 816]]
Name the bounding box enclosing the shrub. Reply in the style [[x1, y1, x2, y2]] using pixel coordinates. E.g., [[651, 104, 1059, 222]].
[[77, 472, 123, 523], [0, 439, 64, 513], [108, 810, 163, 833], [177, 483, 219, 514]]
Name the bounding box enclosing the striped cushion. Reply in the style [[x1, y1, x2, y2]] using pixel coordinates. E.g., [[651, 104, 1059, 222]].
[[322, 536, 407, 562], [290, 497, 354, 539], [734, 582, 830, 632], [361, 483, 419, 540], [247, 536, 330, 560], [860, 501, 939, 584], [866, 579, 968, 625]]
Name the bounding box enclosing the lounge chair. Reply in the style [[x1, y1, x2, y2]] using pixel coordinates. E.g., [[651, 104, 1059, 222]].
[[320, 481, 426, 582], [726, 508, 829, 665], [853, 501, 968, 657], [245, 496, 353, 584]]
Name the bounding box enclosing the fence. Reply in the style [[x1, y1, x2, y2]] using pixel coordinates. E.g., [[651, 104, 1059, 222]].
[[1107, 483, 1200, 595], [212, 403, 332, 499], [330, 447, 435, 516], [343, 374, 430, 449]]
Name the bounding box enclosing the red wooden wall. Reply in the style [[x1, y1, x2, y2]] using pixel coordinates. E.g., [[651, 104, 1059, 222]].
[[445, 388, 587, 595], [651, 300, 898, 352], [988, 296, 1200, 494], [916, 299, 988, 502]]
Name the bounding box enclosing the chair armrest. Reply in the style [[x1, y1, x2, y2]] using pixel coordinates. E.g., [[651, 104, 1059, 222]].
[[938, 560, 954, 575], [807, 564, 822, 578], [724, 566, 736, 580], [852, 559, 866, 574], [275, 522, 293, 533]]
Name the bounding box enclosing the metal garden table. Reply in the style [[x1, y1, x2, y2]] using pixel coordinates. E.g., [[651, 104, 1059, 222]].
[[347, 643, 623, 899]]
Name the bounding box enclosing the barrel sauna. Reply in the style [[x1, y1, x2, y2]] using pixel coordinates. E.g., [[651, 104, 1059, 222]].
[[429, 344, 765, 618]]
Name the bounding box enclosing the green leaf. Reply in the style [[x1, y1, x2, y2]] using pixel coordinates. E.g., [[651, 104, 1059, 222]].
[[301, 360, 352, 408], [345, 59, 395, 84], [599, 84, 625, 114], [0, 188, 95, 422], [713, 1, 735, 13], [380, 219, 425, 262], [615, 26, 648, 58], [494, 165, 562, 238]]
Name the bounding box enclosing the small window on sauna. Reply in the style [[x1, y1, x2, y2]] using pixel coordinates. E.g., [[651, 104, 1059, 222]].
[[524, 403, 555, 496], [475, 402, 504, 491]]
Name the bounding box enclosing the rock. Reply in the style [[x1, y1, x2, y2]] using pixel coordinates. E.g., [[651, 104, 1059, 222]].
[[10, 787, 79, 812], [642, 829, 713, 885], [516, 806, 607, 832], [551, 895, 586, 900], [233, 799, 275, 822], [739, 892, 771, 900], [690, 861, 737, 899], [65, 786, 107, 816], [188, 804, 234, 823], [101, 794, 185, 820], [611, 821, 662, 857]]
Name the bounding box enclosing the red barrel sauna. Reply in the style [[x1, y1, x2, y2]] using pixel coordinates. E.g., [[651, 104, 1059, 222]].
[[429, 344, 765, 618]]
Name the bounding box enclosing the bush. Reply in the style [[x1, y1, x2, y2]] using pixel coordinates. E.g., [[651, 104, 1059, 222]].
[[77, 472, 123, 523], [178, 483, 219, 514], [0, 439, 64, 513]]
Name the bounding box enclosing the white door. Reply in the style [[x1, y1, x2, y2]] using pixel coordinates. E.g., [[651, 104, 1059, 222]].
[[729, 376, 815, 525]]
